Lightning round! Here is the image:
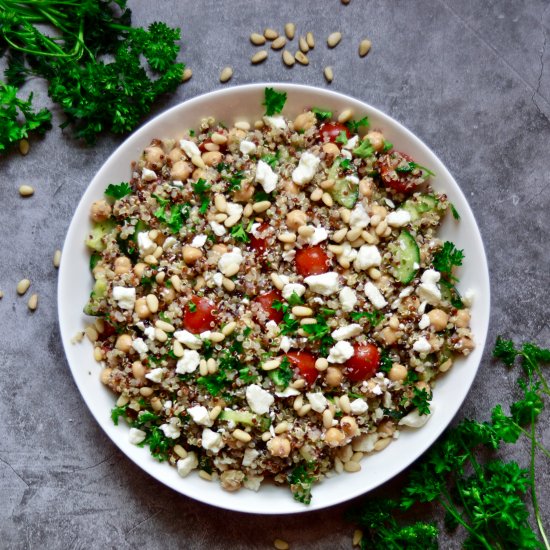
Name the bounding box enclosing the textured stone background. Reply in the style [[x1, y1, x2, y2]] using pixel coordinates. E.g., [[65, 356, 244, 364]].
[[1, 1, 549, 548]]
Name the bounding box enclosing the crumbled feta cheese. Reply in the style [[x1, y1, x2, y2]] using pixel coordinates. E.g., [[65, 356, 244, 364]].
[[308, 225, 329, 245], [419, 314, 431, 330], [341, 149, 352, 160], [137, 231, 156, 256], [226, 202, 244, 218], [179, 139, 200, 158], [171, 180, 183, 188], [384, 197, 395, 208], [349, 398, 369, 415], [200, 331, 212, 340], [187, 405, 213, 427], [343, 135, 359, 150], [340, 242, 358, 264], [417, 269, 441, 305], [339, 286, 357, 312], [364, 282, 387, 309], [246, 384, 274, 414], [413, 336, 432, 353], [349, 203, 370, 229], [351, 433, 378, 452], [173, 329, 202, 349], [332, 323, 362, 341], [463, 289, 475, 307], [201, 428, 225, 453], [282, 249, 296, 262], [177, 452, 198, 477], [144, 326, 156, 341], [304, 272, 340, 296], [279, 336, 294, 353], [243, 475, 263, 491], [399, 408, 433, 428], [176, 349, 201, 374], [399, 286, 414, 298], [213, 272, 223, 287], [210, 220, 227, 236], [141, 167, 157, 181], [145, 367, 164, 383], [292, 152, 320, 185], [128, 427, 146, 445], [160, 418, 181, 439], [282, 283, 306, 301], [386, 209, 411, 227], [255, 160, 278, 193], [218, 247, 244, 276], [112, 286, 136, 310], [264, 115, 287, 130], [162, 236, 177, 250], [250, 222, 262, 237], [242, 448, 259, 467], [275, 386, 301, 398], [327, 340, 354, 363], [346, 175, 360, 185], [307, 392, 328, 413], [163, 400, 172, 410], [239, 140, 257, 155], [191, 234, 207, 247], [132, 338, 148, 355], [354, 245, 382, 271]]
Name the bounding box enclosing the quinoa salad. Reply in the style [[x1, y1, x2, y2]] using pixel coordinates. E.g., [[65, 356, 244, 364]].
[[83, 88, 475, 504]]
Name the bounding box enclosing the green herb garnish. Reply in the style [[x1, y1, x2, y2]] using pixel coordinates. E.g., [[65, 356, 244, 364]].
[[335, 130, 348, 145], [262, 87, 287, 116], [350, 310, 384, 326], [352, 139, 375, 158], [311, 107, 333, 121], [104, 182, 132, 200], [396, 161, 436, 177], [450, 203, 461, 220], [346, 116, 370, 133]]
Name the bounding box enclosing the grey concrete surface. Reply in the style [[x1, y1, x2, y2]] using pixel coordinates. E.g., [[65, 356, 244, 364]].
[[1, 0, 549, 548]]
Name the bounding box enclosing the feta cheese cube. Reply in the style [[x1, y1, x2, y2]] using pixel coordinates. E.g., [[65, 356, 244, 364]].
[[308, 226, 329, 245], [246, 384, 274, 414], [364, 282, 387, 309], [191, 234, 207, 247], [160, 418, 181, 439], [242, 448, 259, 467], [413, 336, 432, 353], [210, 220, 227, 236], [141, 167, 157, 181], [292, 152, 320, 185], [213, 272, 223, 287], [239, 140, 257, 155], [343, 135, 359, 150], [417, 269, 441, 305], [201, 428, 225, 453], [137, 231, 156, 256], [179, 139, 200, 158], [264, 115, 287, 130], [132, 337, 148, 355], [187, 405, 213, 427], [304, 272, 340, 296], [128, 427, 146, 445], [275, 387, 301, 398], [327, 340, 354, 363], [255, 160, 278, 193], [418, 314, 430, 330], [349, 203, 370, 229], [145, 367, 164, 383], [112, 286, 136, 310], [279, 336, 294, 353], [331, 323, 362, 341], [339, 286, 357, 312], [173, 329, 202, 349], [144, 326, 156, 341], [307, 392, 328, 413], [399, 408, 433, 428], [282, 283, 306, 301], [226, 202, 244, 218], [176, 349, 201, 374], [386, 209, 411, 227], [349, 398, 369, 415], [177, 452, 198, 477], [354, 245, 382, 271], [218, 247, 244, 276]]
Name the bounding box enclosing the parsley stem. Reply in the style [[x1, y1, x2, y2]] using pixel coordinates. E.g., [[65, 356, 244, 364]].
[[530, 411, 550, 550]]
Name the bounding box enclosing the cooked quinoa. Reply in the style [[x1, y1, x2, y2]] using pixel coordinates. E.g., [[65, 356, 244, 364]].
[[84, 89, 475, 503]]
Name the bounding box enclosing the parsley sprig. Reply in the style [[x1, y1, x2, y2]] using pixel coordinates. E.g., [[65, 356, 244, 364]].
[[433, 241, 465, 308], [262, 87, 287, 116], [193, 178, 211, 214], [104, 182, 132, 200]]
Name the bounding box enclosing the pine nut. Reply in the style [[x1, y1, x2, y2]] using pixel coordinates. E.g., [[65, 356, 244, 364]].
[[298, 404, 312, 417], [85, 325, 98, 342], [199, 471, 212, 481], [292, 306, 313, 317], [299, 36, 309, 53], [17, 278, 30, 295], [339, 394, 351, 414], [282, 50, 295, 67], [315, 357, 329, 371], [27, 293, 38, 311], [19, 139, 29, 155], [324, 66, 334, 83], [274, 540, 289, 550], [338, 109, 353, 123], [191, 154, 206, 168], [19, 185, 34, 197], [295, 51, 309, 65], [353, 530, 363, 547], [214, 213, 228, 223], [209, 405, 222, 420], [300, 317, 317, 325], [322, 192, 334, 207], [234, 121, 250, 131], [352, 451, 364, 462], [224, 214, 241, 228], [146, 294, 159, 313], [328, 244, 343, 254], [278, 232, 296, 243], [173, 340, 184, 358], [170, 274, 182, 292], [344, 461, 361, 473], [271, 36, 286, 50], [182, 68, 192, 82], [359, 39, 372, 57], [334, 457, 344, 473], [264, 28, 279, 40], [306, 32, 315, 48], [155, 328, 168, 342], [327, 32, 342, 48], [320, 179, 335, 189], [199, 359, 208, 376], [243, 203, 253, 217], [347, 227, 362, 241], [53, 249, 62, 268], [207, 357, 218, 374], [173, 445, 187, 459], [262, 358, 282, 371], [271, 273, 285, 290], [209, 331, 225, 343], [211, 133, 227, 145], [375, 220, 388, 236], [93, 347, 104, 362], [368, 267, 381, 280], [139, 387, 153, 397], [250, 50, 267, 65], [284, 23, 295, 39], [261, 431, 272, 442], [233, 429, 251, 443], [291, 378, 306, 389], [253, 200, 271, 212], [274, 421, 290, 434], [293, 395, 303, 411], [222, 277, 235, 291], [222, 263, 240, 278], [220, 67, 233, 83], [250, 32, 266, 45], [222, 321, 237, 336], [297, 224, 315, 237], [374, 438, 392, 451], [310, 188, 323, 201], [155, 320, 175, 332]]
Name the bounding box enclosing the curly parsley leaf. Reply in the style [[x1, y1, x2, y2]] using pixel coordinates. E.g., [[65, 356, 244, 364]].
[[287, 292, 304, 307], [352, 139, 375, 158], [411, 387, 432, 416], [260, 154, 278, 169], [269, 356, 294, 389], [450, 203, 461, 220], [230, 220, 253, 243], [335, 130, 348, 145], [396, 161, 436, 177], [289, 462, 316, 504], [433, 241, 464, 277], [301, 315, 334, 355], [110, 404, 129, 425], [193, 178, 211, 213], [350, 310, 384, 326], [311, 107, 333, 121], [345, 116, 370, 133], [104, 182, 132, 199], [382, 139, 393, 152], [263, 87, 287, 116]]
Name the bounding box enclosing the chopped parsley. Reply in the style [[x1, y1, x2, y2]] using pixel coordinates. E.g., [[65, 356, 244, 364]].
[[396, 161, 435, 177], [382, 139, 393, 152], [335, 130, 348, 145], [338, 158, 353, 171], [269, 356, 294, 389], [188, 301, 197, 312], [238, 366, 258, 384], [230, 220, 253, 243], [301, 314, 335, 355], [350, 310, 384, 326], [110, 404, 129, 425], [346, 116, 370, 133], [89, 252, 101, 271], [262, 87, 287, 116], [260, 153, 278, 169], [289, 462, 317, 504], [193, 178, 211, 213], [152, 193, 190, 233], [432, 241, 464, 280], [379, 349, 393, 373], [287, 292, 304, 307], [272, 300, 300, 335], [311, 107, 333, 121], [450, 203, 461, 220], [352, 139, 375, 159], [216, 163, 244, 191], [104, 182, 132, 199], [411, 387, 433, 416]]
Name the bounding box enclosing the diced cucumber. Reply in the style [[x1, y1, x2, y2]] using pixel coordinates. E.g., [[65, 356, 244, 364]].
[[83, 278, 107, 315], [85, 219, 116, 251], [402, 194, 438, 222], [388, 230, 420, 284], [218, 409, 256, 426], [331, 178, 359, 208]]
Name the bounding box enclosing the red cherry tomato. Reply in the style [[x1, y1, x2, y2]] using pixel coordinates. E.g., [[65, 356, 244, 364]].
[[286, 351, 319, 385], [99, 322, 117, 340], [320, 122, 351, 143], [183, 296, 216, 334], [344, 343, 380, 382], [250, 222, 269, 255], [255, 290, 283, 323], [295, 245, 330, 277], [199, 137, 227, 153], [377, 152, 422, 194]]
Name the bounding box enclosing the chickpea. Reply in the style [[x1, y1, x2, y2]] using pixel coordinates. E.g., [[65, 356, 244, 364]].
[[227, 128, 247, 145], [202, 151, 223, 166], [325, 366, 343, 387], [364, 131, 384, 151], [456, 337, 475, 352], [416, 381, 431, 393], [233, 182, 255, 202], [161, 287, 176, 303], [282, 179, 300, 194], [134, 297, 150, 319], [286, 209, 308, 230], [325, 427, 346, 447], [132, 360, 146, 380], [170, 160, 192, 181], [322, 142, 340, 157], [150, 397, 162, 411], [114, 256, 131, 275], [340, 416, 359, 437], [183, 245, 203, 265], [90, 199, 111, 222], [100, 367, 112, 385], [359, 177, 373, 198], [428, 309, 449, 331], [192, 168, 207, 181], [377, 420, 395, 438], [167, 147, 183, 163], [267, 436, 291, 457], [293, 111, 316, 131], [387, 363, 406, 382], [380, 326, 400, 345], [144, 146, 165, 170], [115, 334, 132, 353], [220, 470, 245, 492], [133, 262, 147, 278], [453, 309, 471, 328]]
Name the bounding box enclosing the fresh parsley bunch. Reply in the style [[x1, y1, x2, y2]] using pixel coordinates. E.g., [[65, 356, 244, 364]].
[[0, 0, 184, 148], [350, 338, 550, 549]]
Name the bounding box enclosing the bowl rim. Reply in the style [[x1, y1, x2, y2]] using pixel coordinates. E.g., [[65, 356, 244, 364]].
[[58, 82, 491, 514]]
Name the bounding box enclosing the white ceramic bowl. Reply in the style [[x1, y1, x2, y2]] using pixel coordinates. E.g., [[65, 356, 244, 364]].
[[58, 83, 490, 514]]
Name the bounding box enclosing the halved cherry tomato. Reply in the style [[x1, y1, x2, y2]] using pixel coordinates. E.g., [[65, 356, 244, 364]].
[[98, 322, 116, 340], [183, 296, 216, 334], [295, 245, 330, 277], [249, 222, 269, 255], [286, 351, 318, 385], [199, 137, 227, 153], [344, 343, 380, 382], [377, 152, 421, 194], [254, 290, 283, 323], [320, 122, 351, 143]]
